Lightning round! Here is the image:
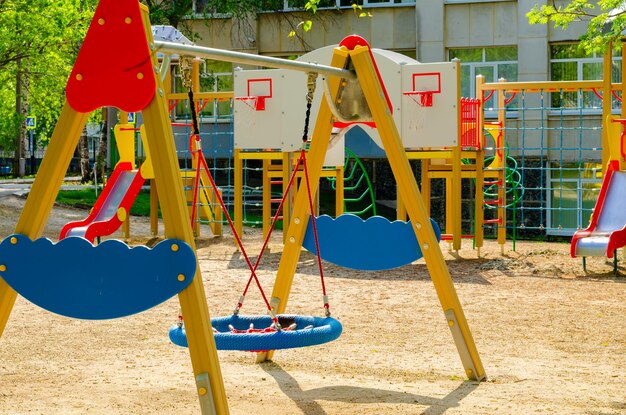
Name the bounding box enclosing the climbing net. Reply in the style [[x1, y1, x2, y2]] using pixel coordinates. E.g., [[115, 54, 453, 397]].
[[479, 80, 610, 239]]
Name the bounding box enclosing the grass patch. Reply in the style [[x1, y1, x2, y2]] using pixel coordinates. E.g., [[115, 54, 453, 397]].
[[56, 188, 152, 217]]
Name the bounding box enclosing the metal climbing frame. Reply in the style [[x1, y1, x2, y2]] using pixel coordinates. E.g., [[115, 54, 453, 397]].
[[476, 71, 625, 240]]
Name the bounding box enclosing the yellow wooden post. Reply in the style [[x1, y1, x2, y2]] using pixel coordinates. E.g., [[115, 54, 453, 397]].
[[150, 179, 159, 236], [282, 151, 292, 243], [137, 6, 229, 412], [1, 5, 229, 414], [335, 165, 344, 216], [349, 45, 484, 381], [602, 42, 613, 170], [117, 110, 132, 239], [421, 158, 431, 216], [445, 175, 453, 248], [496, 81, 507, 251], [623, 38, 626, 121], [262, 158, 271, 238], [234, 148, 243, 240], [451, 61, 462, 252], [474, 103, 485, 255], [256, 49, 346, 363]]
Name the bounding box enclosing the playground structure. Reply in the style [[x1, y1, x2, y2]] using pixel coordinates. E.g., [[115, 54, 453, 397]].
[[60, 123, 152, 242], [474, 65, 624, 243], [157, 64, 623, 257], [0, 2, 486, 415], [231, 45, 473, 258]]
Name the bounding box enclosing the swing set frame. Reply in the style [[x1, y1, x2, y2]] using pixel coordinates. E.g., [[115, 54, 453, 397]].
[[0, 2, 485, 414]]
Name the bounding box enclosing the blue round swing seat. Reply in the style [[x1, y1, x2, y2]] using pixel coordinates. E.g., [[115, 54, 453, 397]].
[[169, 314, 342, 351]]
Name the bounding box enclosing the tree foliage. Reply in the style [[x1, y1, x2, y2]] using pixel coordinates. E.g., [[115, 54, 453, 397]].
[[527, 0, 626, 54], [0, 0, 97, 151], [142, 0, 193, 28]]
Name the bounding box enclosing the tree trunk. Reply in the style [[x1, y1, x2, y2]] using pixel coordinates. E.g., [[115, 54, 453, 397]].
[[95, 108, 109, 182], [78, 127, 91, 183], [14, 58, 28, 177]]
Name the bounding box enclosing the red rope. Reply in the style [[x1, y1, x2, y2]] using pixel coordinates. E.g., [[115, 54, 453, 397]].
[[194, 147, 274, 313], [239, 151, 306, 301], [190, 146, 202, 228]]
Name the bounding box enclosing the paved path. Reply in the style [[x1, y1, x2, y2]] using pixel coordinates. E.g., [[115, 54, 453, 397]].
[[0, 178, 95, 199]]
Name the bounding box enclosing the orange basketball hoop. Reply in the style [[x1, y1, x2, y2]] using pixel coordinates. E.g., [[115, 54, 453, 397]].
[[403, 91, 434, 107], [235, 78, 271, 111], [235, 96, 266, 111]]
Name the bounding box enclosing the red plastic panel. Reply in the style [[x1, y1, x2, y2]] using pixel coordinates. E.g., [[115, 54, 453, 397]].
[[66, 0, 156, 113]]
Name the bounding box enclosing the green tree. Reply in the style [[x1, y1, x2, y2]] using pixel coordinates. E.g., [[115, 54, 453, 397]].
[[527, 0, 626, 54], [0, 0, 97, 176]]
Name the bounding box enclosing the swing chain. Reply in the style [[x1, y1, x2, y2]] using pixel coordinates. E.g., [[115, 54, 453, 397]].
[[179, 56, 201, 137], [301, 72, 318, 148], [179, 56, 194, 90]]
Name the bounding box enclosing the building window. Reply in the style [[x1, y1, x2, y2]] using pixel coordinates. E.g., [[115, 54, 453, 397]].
[[173, 60, 234, 121], [195, 0, 414, 14], [550, 43, 622, 110], [193, 0, 207, 13], [285, 0, 415, 9], [448, 46, 517, 108], [547, 162, 602, 236]]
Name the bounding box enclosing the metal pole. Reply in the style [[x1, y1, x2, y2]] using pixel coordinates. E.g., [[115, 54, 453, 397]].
[[154, 41, 356, 79], [29, 128, 35, 174]]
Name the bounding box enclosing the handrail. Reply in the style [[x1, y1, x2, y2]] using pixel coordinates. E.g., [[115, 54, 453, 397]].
[[481, 79, 616, 92]]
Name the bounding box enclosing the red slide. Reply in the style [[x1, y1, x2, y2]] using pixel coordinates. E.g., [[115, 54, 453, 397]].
[[59, 162, 145, 243], [571, 160, 626, 258]]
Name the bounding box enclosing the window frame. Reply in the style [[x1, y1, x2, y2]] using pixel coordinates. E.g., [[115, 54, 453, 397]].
[[448, 46, 518, 115], [549, 42, 622, 115], [172, 61, 234, 123]]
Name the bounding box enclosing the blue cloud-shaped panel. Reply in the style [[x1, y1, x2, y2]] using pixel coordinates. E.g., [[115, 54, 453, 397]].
[[302, 214, 441, 271], [0, 235, 195, 320]]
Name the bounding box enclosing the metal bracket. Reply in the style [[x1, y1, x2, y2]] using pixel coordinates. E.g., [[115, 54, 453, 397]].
[[195, 372, 217, 415], [444, 309, 485, 381]]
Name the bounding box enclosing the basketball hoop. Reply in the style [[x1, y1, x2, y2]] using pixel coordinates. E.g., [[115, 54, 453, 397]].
[[403, 91, 434, 107], [235, 96, 266, 111], [235, 78, 271, 111]]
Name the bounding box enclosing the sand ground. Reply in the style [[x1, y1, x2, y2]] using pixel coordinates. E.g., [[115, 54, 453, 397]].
[[0, 194, 624, 415]]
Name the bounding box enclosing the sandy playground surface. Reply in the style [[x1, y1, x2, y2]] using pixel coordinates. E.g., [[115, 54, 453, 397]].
[[0, 193, 624, 415]]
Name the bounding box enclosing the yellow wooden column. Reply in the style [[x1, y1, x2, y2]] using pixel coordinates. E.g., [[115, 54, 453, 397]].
[[150, 179, 159, 236], [234, 148, 243, 239], [475, 146, 485, 256], [115, 110, 131, 240], [451, 63, 463, 251], [602, 42, 613, 170], [256, 49, 345, 363], [334, 165, 344, 216], [138, 6, 228, 413], [282, 151, 293, 243], [262, 158, 271, 238], [496, 84, 507, 252], [421, 158, 431, 215], [349, 45, 484, 381]]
